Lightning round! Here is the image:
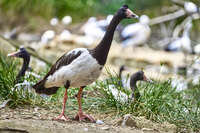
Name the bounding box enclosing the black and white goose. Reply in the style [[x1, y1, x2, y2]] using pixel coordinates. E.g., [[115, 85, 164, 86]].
[[7, 47, 41, 91], [7, 47, 30, 83], [108, 70, 150, 103], [33, 5, 138, 122]]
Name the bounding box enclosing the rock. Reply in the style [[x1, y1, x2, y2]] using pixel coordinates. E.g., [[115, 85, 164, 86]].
[[83, 128, 88, 131], [101, 126, 109, 130], [118, 114, 137, 128], [117, 114, 177, 132]]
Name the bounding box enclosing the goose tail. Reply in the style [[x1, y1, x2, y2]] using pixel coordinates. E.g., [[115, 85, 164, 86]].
[[33, 80, 59, 95]]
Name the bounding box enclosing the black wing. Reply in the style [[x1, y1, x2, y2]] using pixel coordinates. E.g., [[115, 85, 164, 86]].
[[44, 50, 83, 79]]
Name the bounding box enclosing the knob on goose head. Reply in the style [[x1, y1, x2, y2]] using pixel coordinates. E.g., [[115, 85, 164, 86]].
[[117, 5, 138, 19]]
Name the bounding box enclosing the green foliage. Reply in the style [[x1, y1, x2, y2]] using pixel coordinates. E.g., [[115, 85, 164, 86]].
[[0, 0, 170, 22], [95, 69, 200, 132], [0, 51, 17, 100], [0, 52, 43, 107], [0, 0, 96, 21]]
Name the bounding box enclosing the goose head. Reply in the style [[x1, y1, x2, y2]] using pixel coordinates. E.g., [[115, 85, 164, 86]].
[[117, 5, 138, 19], [130, 71, 152, 89], [7, 47, 30, 60], [130, 71, 149, 83]]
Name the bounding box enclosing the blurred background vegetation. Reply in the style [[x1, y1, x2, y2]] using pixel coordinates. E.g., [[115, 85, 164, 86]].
[[0, 0, 169, 20]]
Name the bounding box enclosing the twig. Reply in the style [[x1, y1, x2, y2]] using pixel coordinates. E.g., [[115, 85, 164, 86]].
[[0, 128, 29, 133], [149, 9, 186, 26], [0, 35, 52, 66]]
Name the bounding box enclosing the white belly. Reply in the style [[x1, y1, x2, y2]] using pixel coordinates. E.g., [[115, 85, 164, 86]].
[[45, 49, 102, 88]]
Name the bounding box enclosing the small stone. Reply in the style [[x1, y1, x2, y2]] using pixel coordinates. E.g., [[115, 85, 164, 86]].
[[83, 128, 88, 131], [96, 120, 104, 125], [101, 126, 109, 130]]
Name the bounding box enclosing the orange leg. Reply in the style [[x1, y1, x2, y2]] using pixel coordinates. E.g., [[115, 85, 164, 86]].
[[74, 87, 95, 122], [53, 88, 70, 121]]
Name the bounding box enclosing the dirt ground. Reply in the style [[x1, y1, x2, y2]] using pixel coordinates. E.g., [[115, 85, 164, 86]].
[[0, 106, 177, 133]]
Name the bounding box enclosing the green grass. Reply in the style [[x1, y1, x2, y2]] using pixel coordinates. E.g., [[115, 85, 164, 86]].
[[0, 52, 200, 132], [95, 69, 200, 132]]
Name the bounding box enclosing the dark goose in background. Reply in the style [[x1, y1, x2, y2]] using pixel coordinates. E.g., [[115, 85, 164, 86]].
[[107, 70, 151, 103], [33, 5, 138, 122], [7, 47, 30, 83], [130, 71, 151, 100]]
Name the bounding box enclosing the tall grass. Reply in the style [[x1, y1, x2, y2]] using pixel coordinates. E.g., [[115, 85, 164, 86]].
[[0, 52, 44, 107], [96, 69, 200, 132]]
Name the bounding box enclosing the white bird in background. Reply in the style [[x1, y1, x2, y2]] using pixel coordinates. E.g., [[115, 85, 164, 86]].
[[96, 14, 114, 29], [58, 29, 72, 41], [50, 17, 59, 26], [82, 17, 105, 39], [184, 2, 199, 14], [81, 15, 114, 40], [165, 19, 192, 63], [40, 30, 55, 44], [121, 15, 151, 48], [62, 16, 72, 25]]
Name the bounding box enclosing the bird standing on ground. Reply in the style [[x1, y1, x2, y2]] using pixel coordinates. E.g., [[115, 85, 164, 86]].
[[33, 5, 138, 122]]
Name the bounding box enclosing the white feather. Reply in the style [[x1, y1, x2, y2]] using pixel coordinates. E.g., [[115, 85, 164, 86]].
[[45, 48, 102, 88]]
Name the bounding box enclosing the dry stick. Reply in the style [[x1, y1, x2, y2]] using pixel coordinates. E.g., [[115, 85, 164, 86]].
[[0, 128, 29, 133], [149, 9, 199, 26], [149, 9, 186, 26], [0, 35, 52, 66]]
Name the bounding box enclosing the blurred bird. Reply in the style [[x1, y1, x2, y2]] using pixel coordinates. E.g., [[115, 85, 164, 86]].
[[62, 16, 72, 25], [184, 2, 199, 14], [50, 17, 59, 26], [121, 15, 151, 48], [165, 19, 192, 64], [40, 30, 55, 44]]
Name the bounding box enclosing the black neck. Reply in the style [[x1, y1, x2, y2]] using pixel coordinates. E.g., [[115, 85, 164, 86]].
[[130, 79, 141, 100], [91, 14, 122, 65], [130, 80, 137, 91], [16, 57, 30, 83], [119, 69, 123, 78]]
